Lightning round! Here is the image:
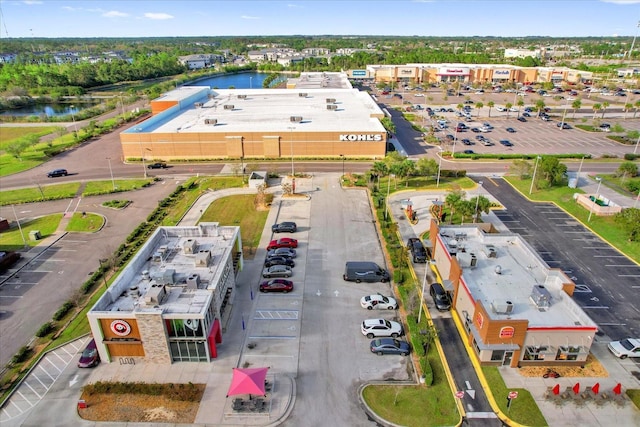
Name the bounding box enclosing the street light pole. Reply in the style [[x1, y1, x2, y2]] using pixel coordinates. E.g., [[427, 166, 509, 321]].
[[576, 155, 585, 189], [634, 133, 639, 155], [287, 126, 295, 177], [417, 261, 429, 324], [436, 148, 443, 188], [385, 173, 393, 220], [99, 259, 109, 290], [250, 76, 253, 89], [106, 157, 115, 190], [588, 177, 602, 222], [626, 21, 640, 63], [474, 181, 483, 223], [340, 154, 345, 178], [529, 156, 541, 195], [70, 105, 77, 133], [11, 204, 27, 248], [119, 92, 126, 118]]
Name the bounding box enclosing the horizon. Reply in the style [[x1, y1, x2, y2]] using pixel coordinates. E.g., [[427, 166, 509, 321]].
[[1, 0, 640, 39]]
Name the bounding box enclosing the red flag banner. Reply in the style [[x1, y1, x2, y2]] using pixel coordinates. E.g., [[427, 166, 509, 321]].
[[572, 383, 580, 394]]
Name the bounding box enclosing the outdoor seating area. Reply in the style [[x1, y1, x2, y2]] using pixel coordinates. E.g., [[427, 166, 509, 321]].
[[232, 397, 270, 413], [544, 382, 628, 407]]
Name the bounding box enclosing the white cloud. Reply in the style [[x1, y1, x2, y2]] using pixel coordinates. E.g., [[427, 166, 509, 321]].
[[62, 6, 77, 11], [600, 0, 640, 4], [22, 1, 43, 5], [144, 12, 174, 20], [287, 3, 302, 7], [103, 10, 129, 18], [241, 15, 261, 20]]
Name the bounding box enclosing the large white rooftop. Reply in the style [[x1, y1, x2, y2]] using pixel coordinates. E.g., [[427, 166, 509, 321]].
[[439, 225, 596, 329]]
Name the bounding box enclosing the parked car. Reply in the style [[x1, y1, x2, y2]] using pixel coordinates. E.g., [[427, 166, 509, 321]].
[[262, 265, 293, 278], [271, 222, 297, 233], [509, 107, 518, 112], [0, 251, 21, 273], [267, 247, 297, 259], [557, 122, 572, 129], [259, 279, 294, 293], [147, 162, 168, 169], [360, 293, 398, 310], [475, 135, 486, 142], [77, 339, 100, 368], [506, 127, 516, 133], [522, 112, 531, 117], [471, 127, 481, 133], [407, 237, 428, 263], [517, 116, 527, 122], [599, 123, 611, 132], [463, 150, 475, 155], [499, 139, 514, 147], [495, 106, 506, 112], [430, 283, 452, 311], [264, 256, 295, 268], [47, 168, 68, 178], [461, 138, 473, 145], [370, 338, 411, 356], [267, 238, 298, 250], [607, 338, 640, 359], [361, 318, 403, 338]]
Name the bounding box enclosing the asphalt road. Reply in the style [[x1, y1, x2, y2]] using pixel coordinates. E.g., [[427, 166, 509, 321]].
[[479, 177, 640, 342]]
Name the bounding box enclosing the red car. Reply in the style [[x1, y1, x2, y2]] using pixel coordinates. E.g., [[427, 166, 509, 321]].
[[267, 238, 298, 250], [77, 338, 100, 368], [260, 279, 294, 293]]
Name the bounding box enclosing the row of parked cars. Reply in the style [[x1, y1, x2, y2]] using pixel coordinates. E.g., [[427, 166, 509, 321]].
[[260, 222, 300, 286], [358, 293, 410, 356]]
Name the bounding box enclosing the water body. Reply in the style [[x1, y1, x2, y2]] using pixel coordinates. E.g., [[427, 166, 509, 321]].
[[0, 102, 99, 117], [186, 72, 284, 89]]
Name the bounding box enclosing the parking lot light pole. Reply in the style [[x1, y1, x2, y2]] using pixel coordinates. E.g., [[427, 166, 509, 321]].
[[474, 181, 483, 223], [634, 133, 639, 154], [287, 126, 295, 177], [106, 157, 116, 190], [99, 259, 109, 290], [417, 261, 429, 324], [339, 154, 345, 178], [70, 105, 77, 133], [529, 156, 541, 195], [588, 177, 602, 222], [436, 148, 443, 188]]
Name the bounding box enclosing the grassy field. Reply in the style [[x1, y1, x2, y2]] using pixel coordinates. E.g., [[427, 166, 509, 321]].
[[0, 126, 59, 149], [506, 176, 640, 264], [0, 214, 61, 250], [66, 212, 105, 232], [0, 182, 81, 206], [82, 179, 154, 196]]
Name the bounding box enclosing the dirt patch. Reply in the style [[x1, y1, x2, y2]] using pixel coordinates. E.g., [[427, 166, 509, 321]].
[[517, 354, 608, 378], [78, 386, 205, 423]]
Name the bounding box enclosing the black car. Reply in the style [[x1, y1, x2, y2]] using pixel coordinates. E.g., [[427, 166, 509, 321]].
[[522, 112, 531, 117], [471, 127, 481, 133], [557, 122, 572, 129], [499, 139, 514, 147], [506, 127, 516, 133], [264, 256, 295, 268], [47, 168, 68, 178], [461, 138, 472, 145], [463, 150, 475, 155], [147, 162, 168, 169], [475, 135, 486, 141], [517, 116, 527, 122], [407, 237, 428, 263], [430, 282, 451, 311], [271, 222, 297, 233]]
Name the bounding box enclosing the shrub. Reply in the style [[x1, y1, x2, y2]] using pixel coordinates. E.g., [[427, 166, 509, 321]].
[[421, 358, 434, 386], [11, 346, 32, 365], [36, 322, 56, 337], [624, 153, 639, 161], [53, 301, 75, 321]]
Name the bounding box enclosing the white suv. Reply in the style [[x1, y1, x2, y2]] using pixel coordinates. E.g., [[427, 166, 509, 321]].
[[608, 338, 640, 359], [361, 318, 403, 338]]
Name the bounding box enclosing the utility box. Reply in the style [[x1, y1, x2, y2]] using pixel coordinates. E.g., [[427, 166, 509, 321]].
[[29, 230, 41, 241]]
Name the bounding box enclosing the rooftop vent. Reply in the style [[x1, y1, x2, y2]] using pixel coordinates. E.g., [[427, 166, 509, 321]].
[[299, 92, 307, 97], [223, 104, 235, 110], [326, 98, 336, 103], [237, 94, 247, 99], [491, 300, 514, 314], [204, 118, 218, 125], [207, 94, 215, 99], [327, 104, 338, 110], [495, 265, 502, 275], [290, 116, 303, 123], [195, 249, 211, 267], [194, 102, 203, 108]]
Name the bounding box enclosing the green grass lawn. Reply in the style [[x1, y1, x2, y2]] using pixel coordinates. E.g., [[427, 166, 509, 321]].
[[82, 179, 153, 196], [0, 182, 81, 206], [200, 193, 268, 259], [0, 126, 59, 149], [506, 176, 640, 264], [0, 132, 79, 176], [66, 212, 105, 232], [0, 214, 61, 251]]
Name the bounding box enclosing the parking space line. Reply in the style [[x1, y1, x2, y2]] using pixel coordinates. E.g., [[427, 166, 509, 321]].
[[619, 275, 640, 278], [593, 255, 627, 258], [605, 264, 637, 267], [0, 295, 23, 299], [24, 382, 42, 399], [37, 364, 56, 381], [582, 306, 610, 309], [16, 391, 34, 408], [32, 374, 48, 390], [248, 335, 297, 339], [583, 247, 610, 249]]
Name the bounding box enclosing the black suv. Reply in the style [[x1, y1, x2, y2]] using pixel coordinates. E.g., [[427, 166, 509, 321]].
[[263, 256, 295, 268], [407, 237, 428, 263], [147, 162, 168, 169], [272, 222, 297, 233], [430, 283, 451, 311], [47, 169, 68, 178]]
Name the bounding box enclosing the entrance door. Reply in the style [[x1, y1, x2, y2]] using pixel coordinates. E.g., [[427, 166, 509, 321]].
[[503, 351, 513, 366]]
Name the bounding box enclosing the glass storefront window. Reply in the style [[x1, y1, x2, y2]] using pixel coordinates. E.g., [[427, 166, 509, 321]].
[[170, 341, 208, 362], [166, 318, 204, 338]]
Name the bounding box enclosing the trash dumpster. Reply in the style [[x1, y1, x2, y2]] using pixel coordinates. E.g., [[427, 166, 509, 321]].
[[29, 230, 41, 241]]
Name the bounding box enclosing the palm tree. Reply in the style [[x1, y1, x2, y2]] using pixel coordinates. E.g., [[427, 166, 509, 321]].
[[517, 98, 525, 116], [445, 189, 465, 224], [601, 101, 609, 119], [571, 99, 582, 119], [634, 100, 640, 118], [535, 99, 546, 117], [505, 102, 513, 119], [487, 101, 494, 117], [471, 195, 491, 223], [457, 103, 464, 114], [624, 103, 633, 120], [592, 103, 601, 119], [475, 102, 483, 117]]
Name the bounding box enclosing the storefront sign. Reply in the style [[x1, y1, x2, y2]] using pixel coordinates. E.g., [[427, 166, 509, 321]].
[[339, 134, 383, 142], [438, 67, 470, 75], [493, 69, 511, 77], [353, 70, 366, 76], [499, 326, 515, 338], [476, 312, 484, 329], [111, 319, 132, 336], [399, 69, 414, 75]]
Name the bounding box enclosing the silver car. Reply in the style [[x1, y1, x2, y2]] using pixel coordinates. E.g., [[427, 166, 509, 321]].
[[262, 265, 293, 278]]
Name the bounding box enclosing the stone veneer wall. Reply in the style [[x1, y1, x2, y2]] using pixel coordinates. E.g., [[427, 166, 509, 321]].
[[136, 312, 171, 364]]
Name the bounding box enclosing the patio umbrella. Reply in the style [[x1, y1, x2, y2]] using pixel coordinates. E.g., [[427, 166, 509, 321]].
[[226, 367, 269, 397]]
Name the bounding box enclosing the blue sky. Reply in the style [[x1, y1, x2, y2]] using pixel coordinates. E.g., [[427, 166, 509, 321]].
[[1, 0, 640, 38]]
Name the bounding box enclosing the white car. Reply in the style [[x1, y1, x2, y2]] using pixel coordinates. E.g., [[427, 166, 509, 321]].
[[608, 338, 640, 359], [495, 106, 506, 112], [414, 93, 424, 97], [361, 318, 403, 338], [509, 107, 518, 112], [360, 294, 398, 310]]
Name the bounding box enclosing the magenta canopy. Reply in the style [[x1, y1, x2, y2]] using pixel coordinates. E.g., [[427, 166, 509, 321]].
[[226, 367, 269, 397]]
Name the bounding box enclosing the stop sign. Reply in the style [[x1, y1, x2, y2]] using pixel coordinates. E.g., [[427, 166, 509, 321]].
[[508, 391, 518, 399]]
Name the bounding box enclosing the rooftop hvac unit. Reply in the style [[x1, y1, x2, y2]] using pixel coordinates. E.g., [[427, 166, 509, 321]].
[[183, 238, 198, 254], [326, 98, 336, 103], [207, 94, 215, 99], [299, 92, 307, 97], [204, 119, 218, 125], [483, 245, 497, 258], [530, 285, 552, 309], [491, 300, 514, 314], [223, 104, 235, 110], [194, 102, 203, 108], [186, 273, 200, 290], [195, 249, 211, 267], [290, 116, 303, 122], [327, 104, 338, 110], [144, 284, 166, 305], [237, 94, 247, 99]]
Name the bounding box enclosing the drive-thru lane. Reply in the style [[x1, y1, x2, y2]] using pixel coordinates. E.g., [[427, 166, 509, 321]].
[[479, 177, 640, 341]]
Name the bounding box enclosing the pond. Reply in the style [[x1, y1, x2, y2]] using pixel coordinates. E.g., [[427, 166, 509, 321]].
[[0, 101, 101, 117], [186, 72, 285, 90]]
